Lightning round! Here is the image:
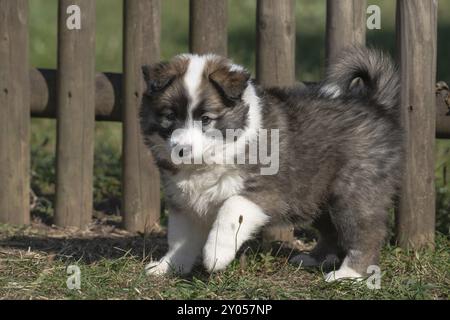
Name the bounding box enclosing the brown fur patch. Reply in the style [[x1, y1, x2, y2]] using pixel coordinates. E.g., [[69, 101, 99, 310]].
[[142, 56, 190, 94], [205, 58, 250, 100]]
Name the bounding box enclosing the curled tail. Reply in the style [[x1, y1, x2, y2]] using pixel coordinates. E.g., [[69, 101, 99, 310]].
[[319, 46, 400, 118]]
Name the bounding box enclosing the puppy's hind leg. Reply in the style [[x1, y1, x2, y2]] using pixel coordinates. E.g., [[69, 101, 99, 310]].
[[290, 213, 342, 269], [146, 211, 208, 276], [324, 186, 389, 282]]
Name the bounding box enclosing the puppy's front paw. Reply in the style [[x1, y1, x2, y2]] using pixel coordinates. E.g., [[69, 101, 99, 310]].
[[203, 242, 235, 273], [145, 260, 171, 276]]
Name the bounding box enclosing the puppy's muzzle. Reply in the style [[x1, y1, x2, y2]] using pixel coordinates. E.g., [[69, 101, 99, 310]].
[[172, 143, 192, 159]]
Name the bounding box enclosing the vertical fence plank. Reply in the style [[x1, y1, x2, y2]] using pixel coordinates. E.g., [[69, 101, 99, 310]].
[[256, 0, 295, 87], [123, 0, 161, 233], [396, 0, 437, 249], [189, 0, 228, 55], [0, 0, 30, 225], [325, 0, 366, 66], [54, 0, 96, 228], [256, 0, 295, 242]]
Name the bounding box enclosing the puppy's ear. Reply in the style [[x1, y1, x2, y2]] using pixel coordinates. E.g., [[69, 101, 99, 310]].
[[142, 62, 175, 94], [209, 67, 251, 101]]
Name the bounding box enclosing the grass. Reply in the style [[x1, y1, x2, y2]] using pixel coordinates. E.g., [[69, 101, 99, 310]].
[[2, 0, 450, 300], [0, 223, 448, 300]]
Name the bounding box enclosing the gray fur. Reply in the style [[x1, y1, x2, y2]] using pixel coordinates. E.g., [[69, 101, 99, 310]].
[[139, 47, 404, 275]]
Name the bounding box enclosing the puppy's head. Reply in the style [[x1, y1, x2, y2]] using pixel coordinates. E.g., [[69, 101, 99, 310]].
[[139, 54, 256, 167]]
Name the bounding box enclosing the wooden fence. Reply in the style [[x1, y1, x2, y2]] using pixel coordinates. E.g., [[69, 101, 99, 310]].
[[0, 0, 447, 249]]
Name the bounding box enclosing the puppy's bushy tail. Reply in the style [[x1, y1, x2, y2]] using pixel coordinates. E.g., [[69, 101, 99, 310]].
[[319, 46, 400, 118]]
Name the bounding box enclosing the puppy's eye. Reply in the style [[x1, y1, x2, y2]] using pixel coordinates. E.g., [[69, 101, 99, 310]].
[[201, 115, 212, 126]]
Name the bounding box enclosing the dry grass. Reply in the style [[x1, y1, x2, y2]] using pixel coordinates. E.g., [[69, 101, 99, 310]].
[[0, 221, 448, 300]]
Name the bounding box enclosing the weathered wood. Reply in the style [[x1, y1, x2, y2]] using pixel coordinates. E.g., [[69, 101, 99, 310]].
[[325, 0, 366, 66], [31, 69, 122, 121], [0, 0, 30, 225], [94, 72, 122, 121], [123, 0, 161, 233], [396, 0, 438, 249], [256, 0, 296, 87], [189, 0, 227, 55], [29, 72, 450, 141], [256, 0, 295, 242], [54, 0, 96, 228]]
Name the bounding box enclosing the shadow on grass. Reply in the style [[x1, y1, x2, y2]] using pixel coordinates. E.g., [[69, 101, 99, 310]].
[[0, 228, 320, 281], [0, 232, 168, 265]]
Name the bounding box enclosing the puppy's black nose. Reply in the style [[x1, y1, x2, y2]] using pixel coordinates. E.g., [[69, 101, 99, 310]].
[[177, 145, 191, 159]]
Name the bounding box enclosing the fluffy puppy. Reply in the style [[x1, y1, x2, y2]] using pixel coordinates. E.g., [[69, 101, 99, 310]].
[[139, 47, 404, 281]]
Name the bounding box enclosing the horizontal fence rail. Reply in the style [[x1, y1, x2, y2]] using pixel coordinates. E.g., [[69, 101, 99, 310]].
[[29, 68, 450, 138], [30, 69, 122, 121]]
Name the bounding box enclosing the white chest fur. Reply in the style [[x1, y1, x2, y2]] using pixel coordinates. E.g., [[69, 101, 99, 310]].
[[164, 166, 244, 217]]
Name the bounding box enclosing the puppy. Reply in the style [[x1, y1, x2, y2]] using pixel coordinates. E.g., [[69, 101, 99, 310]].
[[139, 46, 404, 281]]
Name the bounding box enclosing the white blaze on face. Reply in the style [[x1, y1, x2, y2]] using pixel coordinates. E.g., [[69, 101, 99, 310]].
[[170, 55, 208, 164], [241, 84, 262, 136], [184, 55, 207, 119], [168, 54, 267, 169]]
